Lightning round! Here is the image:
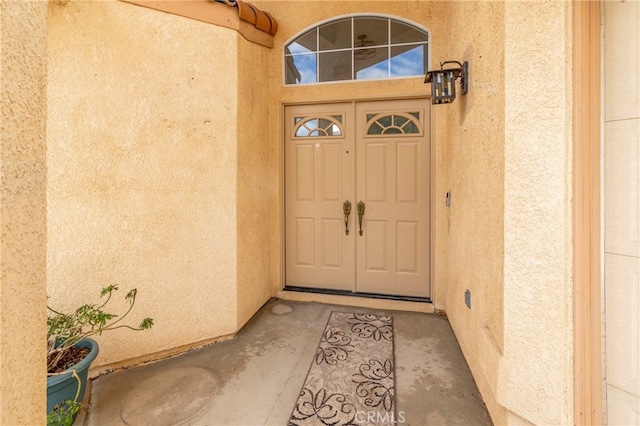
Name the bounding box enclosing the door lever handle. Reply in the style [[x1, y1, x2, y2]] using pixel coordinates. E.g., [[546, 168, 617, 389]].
[[357, 201, 365, 236], [343, 200, 352, 235]]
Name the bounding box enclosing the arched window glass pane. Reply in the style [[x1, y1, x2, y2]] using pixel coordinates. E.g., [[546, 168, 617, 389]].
[[284, 16, 429, 85], [294, 116, 344, 138], [319, 51, 352, 82], [286, 51, 316, 84], [403, 121, 419, 134], [353, 17, 388, 48], [394, 116, 409, 127], [318, 118, 332, 129], [368, 123, 383, 135], [390, 45, 427, 77], [391, 21, 428, 43], [319, 19, 351, 51], [379, 116, 392, 127], [366, 113, 422, 135], [355, 47, 389, 80], [289, 28, 316, 55]]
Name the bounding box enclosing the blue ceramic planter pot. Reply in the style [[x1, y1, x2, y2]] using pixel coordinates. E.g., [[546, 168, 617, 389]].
[[46, 338, 99, 415]]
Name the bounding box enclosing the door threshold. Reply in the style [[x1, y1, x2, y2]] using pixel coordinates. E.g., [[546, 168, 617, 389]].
[[278, 286, 434, 313], [284, 286, 430, 303]]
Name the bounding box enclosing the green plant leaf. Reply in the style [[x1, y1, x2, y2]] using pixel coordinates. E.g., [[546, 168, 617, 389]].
[[100, 285, 118, 297], [47, 399, 80, 426], [140, 317, 154, 329], [125, 288, 137, 301], [47, 286, 154, 373]]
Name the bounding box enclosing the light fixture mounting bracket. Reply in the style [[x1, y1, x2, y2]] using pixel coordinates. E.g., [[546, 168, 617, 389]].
[[438, 60, 468, 95]]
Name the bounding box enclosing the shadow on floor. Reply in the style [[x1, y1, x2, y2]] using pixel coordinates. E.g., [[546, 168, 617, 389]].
[[85, 299, 492, 425]]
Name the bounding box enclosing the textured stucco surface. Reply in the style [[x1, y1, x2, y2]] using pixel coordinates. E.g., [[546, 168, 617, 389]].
[[46, 0, 243, 370], [236, 36, 274, 327], [500, 1, 573, 425], [441, 1, 507, 424], [0, 1, 48, 423]]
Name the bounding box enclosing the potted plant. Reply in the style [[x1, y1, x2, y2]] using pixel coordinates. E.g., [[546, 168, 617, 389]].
[[47, 285, 154, 425]]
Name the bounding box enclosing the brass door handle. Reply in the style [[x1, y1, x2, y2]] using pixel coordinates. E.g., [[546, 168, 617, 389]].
[[343, 200, 352, 235], [357, 201, 365, 236]]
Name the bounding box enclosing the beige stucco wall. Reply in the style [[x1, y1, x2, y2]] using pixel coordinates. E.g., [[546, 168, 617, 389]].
[[499, 1, 573, 424], [0, 1, 48, 423], [438, 1, 573, 424], [45, 0, 269, 371], [236, 36, 275, 327], [441, 1, 507, 423]]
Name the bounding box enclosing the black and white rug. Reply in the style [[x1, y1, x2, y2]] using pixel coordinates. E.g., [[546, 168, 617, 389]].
[[289, 312, 396, 426]]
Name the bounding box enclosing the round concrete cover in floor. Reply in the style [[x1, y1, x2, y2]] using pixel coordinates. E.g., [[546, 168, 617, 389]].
[[271, 304, 293, 315], [120, 367, 217, 425]]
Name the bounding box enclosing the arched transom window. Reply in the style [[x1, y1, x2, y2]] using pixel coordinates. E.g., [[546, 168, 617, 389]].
[[285, 16, 429, 85]]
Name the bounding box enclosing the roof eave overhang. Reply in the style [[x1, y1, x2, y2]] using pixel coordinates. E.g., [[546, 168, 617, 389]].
[[119, 0, 277, 48]]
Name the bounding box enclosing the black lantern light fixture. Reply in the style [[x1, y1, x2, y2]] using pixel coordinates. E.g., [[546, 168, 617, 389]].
[[424, 60, 468, 105]]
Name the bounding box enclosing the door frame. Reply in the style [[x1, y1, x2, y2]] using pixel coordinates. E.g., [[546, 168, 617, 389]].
[[279, 96, 435, 301], [572, 1, 603, 424]]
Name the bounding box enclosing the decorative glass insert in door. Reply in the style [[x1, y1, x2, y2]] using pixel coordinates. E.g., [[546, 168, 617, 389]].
[[365, 112, 422, 135], [293, 115, 344, 137]]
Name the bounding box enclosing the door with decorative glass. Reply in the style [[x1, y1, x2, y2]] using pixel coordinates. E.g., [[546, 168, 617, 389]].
[[285, 99, 430, 298]]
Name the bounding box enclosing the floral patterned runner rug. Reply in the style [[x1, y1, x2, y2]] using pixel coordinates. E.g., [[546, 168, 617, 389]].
[[289, 311, 396, 426]]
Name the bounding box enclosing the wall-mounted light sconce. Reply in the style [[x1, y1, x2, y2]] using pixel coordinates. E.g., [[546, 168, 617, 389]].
[[424, 60, 468, 105]]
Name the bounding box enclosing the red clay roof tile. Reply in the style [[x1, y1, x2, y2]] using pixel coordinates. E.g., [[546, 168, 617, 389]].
[[220, 0, 278, 36]]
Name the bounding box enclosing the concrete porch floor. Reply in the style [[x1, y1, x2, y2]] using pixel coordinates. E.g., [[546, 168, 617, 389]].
[[84, 299, 492, 425]]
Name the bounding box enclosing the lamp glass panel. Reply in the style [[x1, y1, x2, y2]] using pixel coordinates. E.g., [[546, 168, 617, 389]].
[[436, 72, 445, 97], [430, 70, 456, 104], [444, 70, 456, 97]]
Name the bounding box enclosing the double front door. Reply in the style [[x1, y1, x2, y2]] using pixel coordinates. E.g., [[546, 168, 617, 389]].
[[285, 99, 430, 298]]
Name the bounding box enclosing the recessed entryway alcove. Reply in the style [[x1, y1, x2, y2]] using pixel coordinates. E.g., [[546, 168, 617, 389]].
[[1, 1, 594, 424]]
